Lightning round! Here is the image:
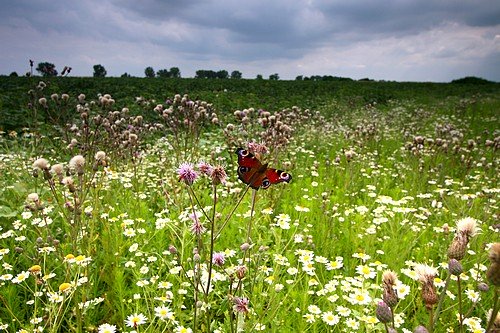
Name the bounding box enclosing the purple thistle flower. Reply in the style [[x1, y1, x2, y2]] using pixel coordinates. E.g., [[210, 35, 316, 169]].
[[212, 252, 226, 266], [197, 161, 213, 176], [211, 165, 227, 185], [232, 297, 249, 313], [177, 162, 198, 185]]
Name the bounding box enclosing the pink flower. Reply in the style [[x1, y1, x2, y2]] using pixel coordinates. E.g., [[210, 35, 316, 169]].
[[177, 162, 198, 185], [212, 252, 226, 266], [197, 161, 213, 176], [233, 297, 249, 313]]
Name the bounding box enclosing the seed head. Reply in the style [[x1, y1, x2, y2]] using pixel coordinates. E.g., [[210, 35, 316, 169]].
[[382, 270, 398, 286], [456, 217, 478, 238], [50, 163, 64, 176], [33, 158, 50, 171], [27, 193, 40, 203], [95, 151, 106, 161], [414, 264, 437, 284], [69, 155, 85, 175]]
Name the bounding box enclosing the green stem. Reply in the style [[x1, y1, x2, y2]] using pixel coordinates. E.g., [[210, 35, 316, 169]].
[[205, 184, 217, 297], [486, 287, 499, 333], [457, 276, 463, 333], [245, 189, 257, 244], [432, 273, 451, 329], [214, 185, 251, 239]]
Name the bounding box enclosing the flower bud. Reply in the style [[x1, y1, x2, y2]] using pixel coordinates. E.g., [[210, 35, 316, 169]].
[[477, 282, 489, 292], [448, 259, 463, 276], [375, 301, 393, 323], [168, 245, 177, 254], [414, 325, 429, 333]]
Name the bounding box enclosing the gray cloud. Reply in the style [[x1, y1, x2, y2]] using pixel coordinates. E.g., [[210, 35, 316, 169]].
[[0, 0, 499, 81]]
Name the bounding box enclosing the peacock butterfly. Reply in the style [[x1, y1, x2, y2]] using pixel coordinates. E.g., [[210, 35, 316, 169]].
[[236, 148, 292, 190]]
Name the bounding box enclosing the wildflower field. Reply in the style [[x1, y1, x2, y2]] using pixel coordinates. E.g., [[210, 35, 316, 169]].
[[0, 77, 499, 333]]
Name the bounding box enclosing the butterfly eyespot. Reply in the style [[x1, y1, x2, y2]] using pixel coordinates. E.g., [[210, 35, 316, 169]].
[[261, 179, 271, 188], [239, 166, 250, 173], [280, 172, 291, 181], [238, 149, 249, 157]]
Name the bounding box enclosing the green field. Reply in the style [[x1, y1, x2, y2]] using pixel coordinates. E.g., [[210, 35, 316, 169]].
[[0, 77, 499, 332]]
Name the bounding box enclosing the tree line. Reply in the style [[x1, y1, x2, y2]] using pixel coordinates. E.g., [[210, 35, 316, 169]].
[[11, 60, 286, 80]]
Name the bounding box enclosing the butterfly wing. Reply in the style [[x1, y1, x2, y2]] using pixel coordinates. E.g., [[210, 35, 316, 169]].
[[236, 148, 266, 189], [236, 148, 292, 190], [262, 168, 292, 189]]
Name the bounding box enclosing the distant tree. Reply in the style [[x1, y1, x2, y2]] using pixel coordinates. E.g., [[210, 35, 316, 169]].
[[93, 64, 107, 77], [9, 72, 18, 77], [231, 70, 242, 79], [121, 72, 131, 77], [256, 74, 263, 80], [36, 62, 58, 77], [145, 66, 155, 78], [196, 70, 217, 79], [269, 73, 279, 80], [169, 67, 181, 78], [295, 75, 303, 81], [157, 69, 170, 78], [217, 70, 229, 79], [451, 76, 493, 84]]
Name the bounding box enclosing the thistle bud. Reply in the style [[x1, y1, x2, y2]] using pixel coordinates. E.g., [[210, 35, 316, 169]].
[[375, 301, 393, 323], [486, 243, 500, 286], [421, 282, 438, 309], [168, 245, 177, 254], [236, 265, 247, 280], [477, 282, 489, 292], [448, 259, 463, 276], [447, 236, 467, 261], [413, 325, 429, 333]]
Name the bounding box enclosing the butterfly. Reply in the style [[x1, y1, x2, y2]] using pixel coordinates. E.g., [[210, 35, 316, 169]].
[[236, 148, 292, 190]]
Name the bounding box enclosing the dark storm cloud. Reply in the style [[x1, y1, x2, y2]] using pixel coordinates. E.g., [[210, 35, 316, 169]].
[[0, 0, 499, 80]]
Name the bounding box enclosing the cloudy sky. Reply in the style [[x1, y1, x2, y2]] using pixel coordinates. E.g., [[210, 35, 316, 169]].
[[1, 0, 499, 81]]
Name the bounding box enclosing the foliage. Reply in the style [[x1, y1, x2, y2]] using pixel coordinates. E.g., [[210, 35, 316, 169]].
[[269, 73, 279, 80], [157, 67, 181, 78], [451, 76, 495, 84], [230, 71, 242, 79], [0, 78, 499, 333], [36, 62, 58, 77], [144, 67, 155, 78], [93, 64, 107, 78]]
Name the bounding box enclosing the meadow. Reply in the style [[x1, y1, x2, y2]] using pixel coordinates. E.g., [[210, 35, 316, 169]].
[[0, 77, 499, 333]]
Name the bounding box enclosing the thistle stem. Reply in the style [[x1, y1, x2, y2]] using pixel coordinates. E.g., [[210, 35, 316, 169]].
[[214, 185, 251, 239], [457, 276, 463, 333], [486, 287, 499, 333]]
